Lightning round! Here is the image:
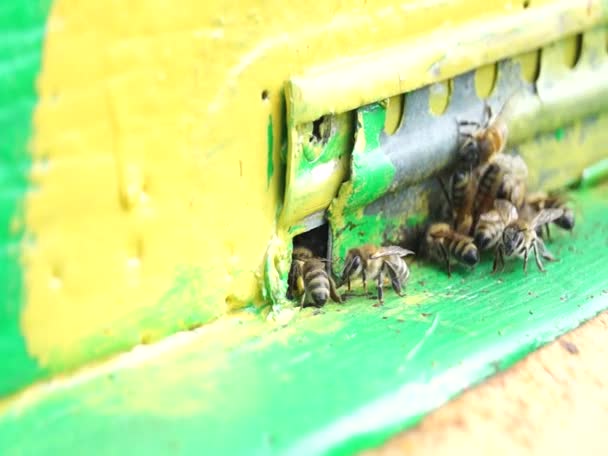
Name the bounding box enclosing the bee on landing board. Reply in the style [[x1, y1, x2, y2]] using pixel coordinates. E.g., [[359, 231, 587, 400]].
[[525, 191, 575, 240], [288, 247, 341, 308], [425, 223, 479, 277], [341, 245, 415, 305], [493, 207, 564, 274], [474, 199, 519, 251], [299, 258, 342, 308]]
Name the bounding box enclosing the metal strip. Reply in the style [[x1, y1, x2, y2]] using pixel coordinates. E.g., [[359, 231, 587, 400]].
[[287, 0, 608, 124]]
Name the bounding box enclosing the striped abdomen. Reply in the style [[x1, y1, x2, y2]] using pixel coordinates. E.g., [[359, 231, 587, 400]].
[[452, 170, 475, 233], [474, 213, 505, 250], [447, 235, 479, 266], [302, 260, 330, 306], [476, 162, 501, 215]]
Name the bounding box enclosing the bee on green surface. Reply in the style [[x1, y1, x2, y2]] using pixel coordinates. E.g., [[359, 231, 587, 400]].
[[288, 247, 341, 308], [425, 223, 479, 277], [493, 206, 563, 274], [474, 199, 519, 251], [341, 245, 415, 305]]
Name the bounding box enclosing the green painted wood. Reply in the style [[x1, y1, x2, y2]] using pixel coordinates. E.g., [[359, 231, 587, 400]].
[[1, 185, 607, 455], [0, 1, 53, 395]]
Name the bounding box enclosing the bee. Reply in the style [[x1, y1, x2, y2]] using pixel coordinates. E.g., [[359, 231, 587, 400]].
[[287, 247, 341, 308], [457, 102, 508, 169], [473, 199, 519, 251], [493, 208, 564, 273], [425, 223, 480, 277], [525, 191, 575, 239], [287, 247, 314, 300], [298, 258, 342, 308], [475, 153, 528, 217], [341, 245, 415, 305]]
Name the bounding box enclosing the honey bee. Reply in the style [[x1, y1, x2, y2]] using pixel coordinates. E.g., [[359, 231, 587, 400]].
[[473, 199, 518, 251], [299, 258, 342, 308], [475, 153, 528, 217], [457, 102, 508, 169], [425, 223, 480, 277], [341, 245, 415, 305], [287, 246, 314, 300], [288, 247, 341, 308], [525, 191, 575, 239], [493, 208, 564, 273]]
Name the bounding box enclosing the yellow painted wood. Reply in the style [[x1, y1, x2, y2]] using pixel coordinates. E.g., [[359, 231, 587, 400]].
[[288, 0, 607, 124]]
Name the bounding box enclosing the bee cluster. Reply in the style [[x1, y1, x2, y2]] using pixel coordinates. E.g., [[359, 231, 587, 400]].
[[287, 101, 575, 309]]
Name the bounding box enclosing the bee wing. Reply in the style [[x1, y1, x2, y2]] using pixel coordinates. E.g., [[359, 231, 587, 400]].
[[493, 154, 528, 180], [531, 208, 564, 228], [371, 246, 415, 259], [495, 88, 527, 122], [493, 198, 518, 224], [510, 155, 528, 180]]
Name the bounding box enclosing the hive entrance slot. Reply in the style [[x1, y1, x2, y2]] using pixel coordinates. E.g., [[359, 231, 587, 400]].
[[292, 223, 329, 259]]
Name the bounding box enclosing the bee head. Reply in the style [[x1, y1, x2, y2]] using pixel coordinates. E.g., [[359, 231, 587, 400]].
[[502, 225, 523, 256], [458, 139, 480, 169]]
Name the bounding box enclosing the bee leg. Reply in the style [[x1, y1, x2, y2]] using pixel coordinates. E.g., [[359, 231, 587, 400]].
[[376, 271, 384, 305], [362, 270, 367, 294], [329, 277, 342, 304], [483, 102, 493, 127], [545, 223, 552, 241], [492, 249, 499, 273], [523, 247, 529, 273], [346, 278, 351, 292], [537, 237, 556, 261], [457, 120, 481, 128], [533, 241, 546, 272], [391, 278, 404, 297], [492, 246, 504, 273], [438, 243, 451, 277], [299, 291, 307, 309]]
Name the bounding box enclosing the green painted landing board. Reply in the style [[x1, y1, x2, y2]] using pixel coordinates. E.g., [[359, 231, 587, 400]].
[[1, 184, 608, 455]]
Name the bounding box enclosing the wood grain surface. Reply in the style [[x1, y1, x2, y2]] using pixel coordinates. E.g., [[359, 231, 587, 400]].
[[368, 310, 608, 456]]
